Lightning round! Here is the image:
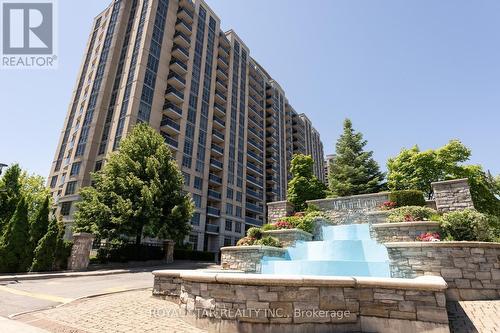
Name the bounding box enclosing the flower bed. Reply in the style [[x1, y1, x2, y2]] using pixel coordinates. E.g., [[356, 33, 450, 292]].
[[370, 221, 441, 243], [220, 246, 287, 272], [261, 228, 313, 247]]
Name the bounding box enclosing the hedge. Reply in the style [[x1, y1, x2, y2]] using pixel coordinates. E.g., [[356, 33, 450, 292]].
[[389, 190, 426, 207]]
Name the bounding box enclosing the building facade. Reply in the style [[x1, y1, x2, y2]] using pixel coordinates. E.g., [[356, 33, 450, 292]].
[[48, 0, 324, 252]]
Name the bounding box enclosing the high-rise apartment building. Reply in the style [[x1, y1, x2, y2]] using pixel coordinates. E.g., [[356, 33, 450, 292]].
[[48, 0, 325, 252]]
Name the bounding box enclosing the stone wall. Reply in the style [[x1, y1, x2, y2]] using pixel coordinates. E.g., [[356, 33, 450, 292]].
[[386, 242, 500, 301], [262, 229, 313, 247], [267, 201, 295, 224], [431, 179, 474, 213], [67, 233, 94, 271], [221, 246, 287, 273], [366, 211, 390, 225], [153, 271, 449, 333], [370, 222, 441, 243], [307, 193, 389, 225]]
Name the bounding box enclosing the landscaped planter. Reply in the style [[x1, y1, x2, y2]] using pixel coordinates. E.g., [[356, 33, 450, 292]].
[[153, 270, 449, 333], [220, 246, 286, 273], [370, 221, 441, 243], [366, 210, 391, 224], [386, 241, 500, 301], [262, 228, 313, 247]]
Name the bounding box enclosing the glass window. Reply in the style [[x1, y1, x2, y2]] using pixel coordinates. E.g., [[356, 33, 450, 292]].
[[50, 176, 58, 188], [191, 212, 200, 226], [60, 201, 72, 216], [194, 177, 202, 190], [235, 222, 241, 233], [65, 181, 77, 195], [225, 219, 232, 232], [70, 162, 81, 176]]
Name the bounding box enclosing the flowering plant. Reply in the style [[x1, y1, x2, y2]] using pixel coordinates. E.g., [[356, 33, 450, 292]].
[[293, 212, 305, 217], [274, 220, 294, 229], [380, 201, 397, 210], [416, 232, 441, 242], [404, 214, 415, 222]]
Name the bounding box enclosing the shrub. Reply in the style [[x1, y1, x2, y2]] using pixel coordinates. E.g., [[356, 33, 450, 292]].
[[236, 236, 256, 246], [262, 224, 277, 231], [389, 190, 426, 207], [274, 220, 294, 229], [247, 227, 262, 239], [96, 242, 164, 263], [440, 209, 494, 242], [388, 206, 438, 222], [255, 236, 281, 247]]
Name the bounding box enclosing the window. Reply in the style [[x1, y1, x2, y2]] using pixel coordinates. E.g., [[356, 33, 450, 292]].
[[70, 162, 81, 176], [188, 234, 198, 249], [194, 177, 202, 190], [50, 176, 58, 188], [60, 173, 66, 186], [95, 160, 103, 171], [226, 203, 233, 215], [226, 188, 233, 199], [235, 221, 242, 233], [191, 213, 200, 226], [224, 237, 232, 247], [236, 191, 242, 202], [236, 206, 242, 217], [225, 219, 232, 232], [193, 194, 202, 208], [65, 181, 77, 195], [60, 202, 72, 216], [182, 172, 190, 186]]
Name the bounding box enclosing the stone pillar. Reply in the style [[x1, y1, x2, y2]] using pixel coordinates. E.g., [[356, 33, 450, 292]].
[[267, 201, 295, 224], [163, 240, 175, 264], [431, 178, 475, 213], [67, 233, 94, 271]]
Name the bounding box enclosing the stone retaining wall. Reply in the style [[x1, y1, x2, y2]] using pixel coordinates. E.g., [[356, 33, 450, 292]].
[[153, 271, 449, 333], [262, 229, 313, 247], [366, 211, 390, 225], [221, 246, 287, 273], [307, 193, 389, 225], [431, 179, 474, 212], [267, 201, 295, 224], [386, 242, 500, 301], [371, 222, 441, 243]]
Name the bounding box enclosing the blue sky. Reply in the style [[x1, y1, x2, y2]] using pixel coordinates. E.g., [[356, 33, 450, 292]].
[[0, 0, 499, 178]]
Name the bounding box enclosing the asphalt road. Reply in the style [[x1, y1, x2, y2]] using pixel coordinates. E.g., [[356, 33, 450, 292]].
[[0, 261, 215, 318]]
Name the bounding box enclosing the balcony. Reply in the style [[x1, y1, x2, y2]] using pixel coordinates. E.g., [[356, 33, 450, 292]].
[[207, 206, 220, 217], [266, 175, 278, 183], [216, 66, 228, 80], [170, 58, 187, 75], [246, 188, 263, 200], [247, 162, 263, 175], [162, 133, 178, 149], [160, 116, 180, 134], [173, 31, 190, 48], [175, 18, 192, 35], [248, 126, 263, 140], [246, 202, 263, 214], [177, 7, 194, 23], [216, 78, 227, 92], [208, 189, 222, 200], [247, 150, 263, 164], [212, 129, 225, 142], [163, 102, 183, 119], [213, 116, 225, 128], [217, 55, 229, 68], [210, 158, 223, 170], [211, 144, 224, 156], [215, 90, 226, 103], [167, 71, 185, 88], [248, 138, 262, 152], [246, 174, 263, 188], [214, 103, 226, 116], [205, 223, 220, 234], [209, 173, 223, 185], [165, 86, 184, 104], [245, 216, 263, 227], [248, 116, 262, 129], [172, 44, 189, 60]]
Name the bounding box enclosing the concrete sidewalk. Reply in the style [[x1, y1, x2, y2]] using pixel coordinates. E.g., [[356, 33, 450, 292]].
[[0, 317, 49, 333]]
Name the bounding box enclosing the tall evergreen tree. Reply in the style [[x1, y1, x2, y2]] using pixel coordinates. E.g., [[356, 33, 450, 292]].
[[0, 164, 22, 231], [26, 196, 50, 267], [74, 123, 194, 245], [287, 154, 327, 211], [329, 119, 385, 196], [0, 197, 31, 273], [30, 217, 60, 272]]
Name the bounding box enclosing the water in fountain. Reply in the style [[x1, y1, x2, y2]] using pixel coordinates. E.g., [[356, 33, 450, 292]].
[[261, 224, 391, 277]]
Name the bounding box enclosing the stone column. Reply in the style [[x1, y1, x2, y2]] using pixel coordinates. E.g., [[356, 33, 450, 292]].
[[67, 233, 94, 270], [163, 240, 175, 264], [431, 178, 475, 213], [267, 201, 295, 224]]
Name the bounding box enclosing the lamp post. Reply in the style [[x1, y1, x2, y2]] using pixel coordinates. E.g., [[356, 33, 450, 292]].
[[0, 163, 7, 176]]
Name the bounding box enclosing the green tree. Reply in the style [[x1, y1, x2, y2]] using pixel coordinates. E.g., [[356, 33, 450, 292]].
[[30, 218, 60, 272], [328, 119, 385, 196], [19, 172, 51, 223], [74, 123, 193, 245], [387, 140, 500, 216], [26, 196, 50, 267], [0, 164, 22, 231], [0, 197, 31, 272], [287, 154, 327, 211]]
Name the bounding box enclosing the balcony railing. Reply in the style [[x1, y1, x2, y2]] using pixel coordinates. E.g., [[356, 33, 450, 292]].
[[213, 116, 225, 127], [214, 103, 226, 114], [207, 206, 220, 217], [167, 71, 186, 85], [208, 189, 222, 200], [246, 174, 263, 187], [163, 102, 183, 117], [160, 117, 180, 131], [211, 144, 224, 155], [163, 133, 178, 148], [170, 58, 188, 72], [247, 150, 263, 164], [210, 158, 223, 169], [212, 129, 225, 141], [245, 216, 263, 227], [205, 223, 219, 233], [172, 44, 190, 59], [247, 162, 263, 174], [246, 202, 263, 213], [248, 126, 264, 140], [246, 188, 263, 200], [209, 173, 223, 185], [166, 86, 184, 101]]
